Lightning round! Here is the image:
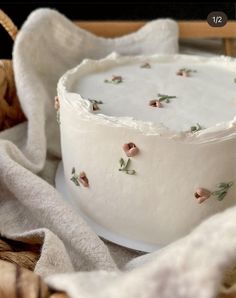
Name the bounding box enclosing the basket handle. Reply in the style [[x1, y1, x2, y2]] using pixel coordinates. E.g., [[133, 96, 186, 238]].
[[0, 9, 18, 41]]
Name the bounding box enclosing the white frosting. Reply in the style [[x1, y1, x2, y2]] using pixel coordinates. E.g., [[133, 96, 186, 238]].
[[70, 54, 236, 132], [58, 53, 236, 247]]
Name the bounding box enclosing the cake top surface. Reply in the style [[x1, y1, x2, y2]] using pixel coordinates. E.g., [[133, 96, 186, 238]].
[[59, 54, 236, 139]]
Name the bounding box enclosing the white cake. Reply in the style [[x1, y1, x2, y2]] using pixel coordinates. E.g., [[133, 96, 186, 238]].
[[57, 53, 236, 249]]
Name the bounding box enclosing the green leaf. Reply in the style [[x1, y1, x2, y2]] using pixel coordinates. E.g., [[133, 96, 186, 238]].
[[179, 68, 196, 73], [140, 62, 151, 69], [119, 158, 125, 167], [71, 176, 80, 186], [72, 167, 75, 174], [217, 191, 227, 201], [190, 123, 202, 133], [89, 99, 103, 104], [118, 157, 136, 175], [125, 158, 131, 170], [218, 182, 227, 189], [212, 190, 222, 196], [212, 181, 233, 201]]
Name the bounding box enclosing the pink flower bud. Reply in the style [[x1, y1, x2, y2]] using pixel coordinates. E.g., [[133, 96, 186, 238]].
[[177, 70, 190, 77], [149, 100, 163, 108], [79, 172, 89, 187], [194, 188, 211, 204], [123, 143, 139, 157]]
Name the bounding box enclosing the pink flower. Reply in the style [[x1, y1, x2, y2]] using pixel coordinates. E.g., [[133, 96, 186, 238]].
[[123, 143, 139, 157], [79, 172, 89, 187], [194, 188, 211, 204], [112, 75, 122, 82], [176, 68, 196, 77], [177, 70, 188, 77], [149, 100, 163, 108], [54, 96, 60, 110]]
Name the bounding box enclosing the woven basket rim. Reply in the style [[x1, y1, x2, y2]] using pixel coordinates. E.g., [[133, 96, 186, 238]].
[[0, 9, 18, 41]]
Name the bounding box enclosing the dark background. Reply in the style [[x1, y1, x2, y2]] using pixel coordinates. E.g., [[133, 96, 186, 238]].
[[1, 2, 236, 58]]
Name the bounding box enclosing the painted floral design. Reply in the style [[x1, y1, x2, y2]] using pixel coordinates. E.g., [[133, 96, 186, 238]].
[[140, 62, 151, 69], [71, 167, 89, 187], [88, 99, 103, 111], [119, 158, 136, 175], [190, 123, 203, 133], [123, 143, 139, 157], [104, 75, 123, 84], [194, 181, 233, 204], [194, 188, 211, 204], [149, 100, 163, 108], [212, 182, 233, 201], [177, 68, 197, 77], [79, 172, 89, 187], [149, 94, 177, 108], [71, 167, 80, 186], [157, 94, 177, 103]]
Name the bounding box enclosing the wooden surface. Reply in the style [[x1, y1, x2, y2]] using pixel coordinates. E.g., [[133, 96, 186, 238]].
[[75, 20, 236, 38], [75, 20, 236, 56]]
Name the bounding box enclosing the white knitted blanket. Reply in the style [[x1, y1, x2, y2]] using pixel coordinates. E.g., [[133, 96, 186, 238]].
[[0, 8, 235, 298]]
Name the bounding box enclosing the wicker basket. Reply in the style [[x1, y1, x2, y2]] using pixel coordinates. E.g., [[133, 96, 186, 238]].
[[0, 9, 25, 132], [0, 235, 68, 297]]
